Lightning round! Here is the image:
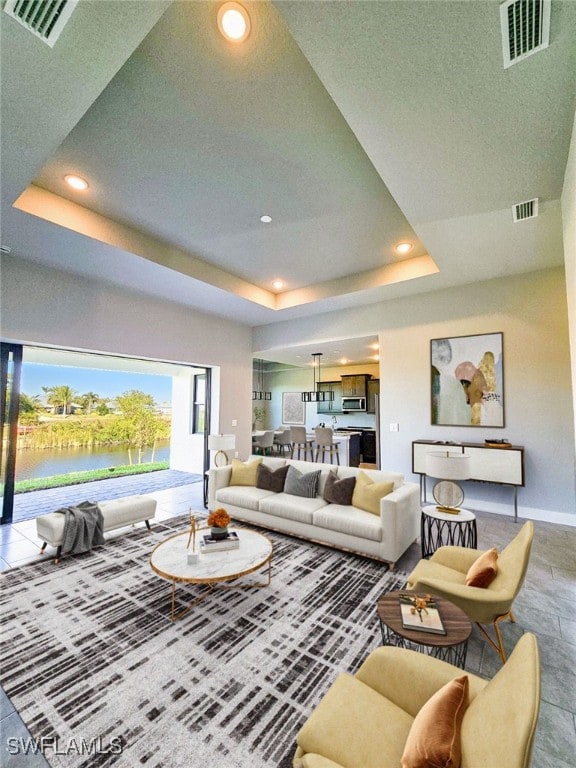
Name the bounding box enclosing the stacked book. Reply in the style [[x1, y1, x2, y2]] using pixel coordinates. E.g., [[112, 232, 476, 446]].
[[399, 593, 446, 635], [200, 531, 240, 553]]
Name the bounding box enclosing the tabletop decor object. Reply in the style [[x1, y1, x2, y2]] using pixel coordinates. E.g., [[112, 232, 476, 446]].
[[207, 508, 231, 539], [425, 451, 471, 513]]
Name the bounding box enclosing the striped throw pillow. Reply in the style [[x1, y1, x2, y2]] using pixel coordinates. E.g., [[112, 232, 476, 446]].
[[284, 465, 321, 498]]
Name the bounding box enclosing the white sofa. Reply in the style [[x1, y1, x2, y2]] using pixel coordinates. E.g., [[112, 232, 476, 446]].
[[208, 457, 420, 568]]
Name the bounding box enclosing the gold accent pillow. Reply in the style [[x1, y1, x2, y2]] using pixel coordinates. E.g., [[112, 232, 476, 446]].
[[465, 546, 499, 587], [351, 471, 394, 515], [230, 458, 262, 487], [401, 675, 469, 768]]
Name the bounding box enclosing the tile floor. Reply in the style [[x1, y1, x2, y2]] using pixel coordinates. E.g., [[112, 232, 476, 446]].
[[1, 479, 575, 767]]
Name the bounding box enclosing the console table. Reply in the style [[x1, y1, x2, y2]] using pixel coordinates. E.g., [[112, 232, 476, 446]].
[[412, 440, 525, 522]]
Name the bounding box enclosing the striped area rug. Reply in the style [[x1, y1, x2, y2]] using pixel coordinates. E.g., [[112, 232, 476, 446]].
[[1, 515, 408, 768]]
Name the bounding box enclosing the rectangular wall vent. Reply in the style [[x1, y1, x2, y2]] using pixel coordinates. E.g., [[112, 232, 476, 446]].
[[512, 198, 539, 222], [500, 0, 551, 68], [3, 0, 79, 47]]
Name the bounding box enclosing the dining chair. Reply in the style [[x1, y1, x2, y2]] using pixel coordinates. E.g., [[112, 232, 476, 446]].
[[314, 426, 340, 464], [274, 428, 292, 456], [290, 426, 313, 461], [253, 430, 275, 456]]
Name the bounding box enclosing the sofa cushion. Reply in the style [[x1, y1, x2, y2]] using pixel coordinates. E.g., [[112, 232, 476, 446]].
[[313, 505, 382, 542], [259, 493, 328, 524], [250, 455, 287, 471], [285, 465, 321, 498], [215, 486, 276, 512], [351, 471, 394, 516], [256, 463, 289, 493], [230, 458, 262, 486], [324, 470, 356, 506], [338, 466, 404, 490], [465, 547, 499, 588], [401, 675, 469, 768]]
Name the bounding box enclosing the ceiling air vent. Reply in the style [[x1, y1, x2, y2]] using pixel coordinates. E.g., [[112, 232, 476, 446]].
[[500, 0, 551, 68], [3, 0, 79, 47], [512, 198, 539, 222]]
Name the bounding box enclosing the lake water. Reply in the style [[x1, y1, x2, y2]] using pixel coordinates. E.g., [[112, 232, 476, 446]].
[[15, 441, 170, 481]]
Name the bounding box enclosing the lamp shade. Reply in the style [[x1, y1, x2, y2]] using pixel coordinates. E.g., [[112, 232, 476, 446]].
[[208, 434, 236, 452], [426, 451, 471, 480]]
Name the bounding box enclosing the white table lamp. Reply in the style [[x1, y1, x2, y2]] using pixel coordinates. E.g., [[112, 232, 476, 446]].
[[208, 434, 235, 467], [425, 451, 471, 513]]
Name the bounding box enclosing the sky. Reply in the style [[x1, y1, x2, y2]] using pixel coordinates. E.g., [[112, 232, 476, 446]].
[[21, 364, 172, 405]]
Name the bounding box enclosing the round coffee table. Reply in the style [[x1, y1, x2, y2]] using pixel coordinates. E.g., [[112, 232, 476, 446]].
[[421, 505, 477, 559], [150, 527, 273, 621], [377, 590, 472, 668]]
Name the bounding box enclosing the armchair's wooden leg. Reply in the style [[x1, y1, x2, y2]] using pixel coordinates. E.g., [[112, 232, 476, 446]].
[[476, 611, 513, 663], [40, 542, 47, 554]]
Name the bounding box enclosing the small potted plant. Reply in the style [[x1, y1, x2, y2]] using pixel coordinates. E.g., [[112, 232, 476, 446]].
[[207, 508, 231, 540]]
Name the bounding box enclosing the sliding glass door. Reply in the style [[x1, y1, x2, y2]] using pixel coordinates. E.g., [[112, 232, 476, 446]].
[[0, 343, 23, 525]]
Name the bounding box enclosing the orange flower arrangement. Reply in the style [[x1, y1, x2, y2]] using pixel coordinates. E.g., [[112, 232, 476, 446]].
[[207, 508, 230, 528]]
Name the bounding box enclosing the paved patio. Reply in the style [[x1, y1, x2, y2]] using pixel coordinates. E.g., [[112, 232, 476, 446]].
[[10, 469, 203, 523]]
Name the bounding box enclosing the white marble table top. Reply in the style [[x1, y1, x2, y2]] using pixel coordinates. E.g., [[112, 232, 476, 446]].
[[150, 527, 273, 583]]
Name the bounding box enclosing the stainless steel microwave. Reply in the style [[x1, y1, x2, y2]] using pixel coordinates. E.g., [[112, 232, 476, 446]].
[[341, 396, 366, 411]]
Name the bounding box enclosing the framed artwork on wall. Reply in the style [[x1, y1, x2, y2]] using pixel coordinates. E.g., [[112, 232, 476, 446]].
[[282, 392, 306, 425], [431, 332, 504, 427]]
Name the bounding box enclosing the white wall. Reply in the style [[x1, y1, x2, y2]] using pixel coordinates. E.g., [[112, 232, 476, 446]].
[[561, 110, 576, 462], [254, 268, 576, 523], [1, 256, 255, 460]]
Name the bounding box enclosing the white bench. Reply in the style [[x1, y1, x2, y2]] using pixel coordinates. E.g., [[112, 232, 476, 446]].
[[36, 495, 157, 563]]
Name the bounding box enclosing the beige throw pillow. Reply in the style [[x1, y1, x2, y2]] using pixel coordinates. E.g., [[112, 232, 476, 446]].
[[401, 675, 469, 768], [230, 458, 262, 487], [351, 471, 394, 515], [465, 547, 498, 588]]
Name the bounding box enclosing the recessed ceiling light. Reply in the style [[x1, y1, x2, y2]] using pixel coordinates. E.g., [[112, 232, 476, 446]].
[[395, 242, 413, 255], [339, 358, 348, 365], [0, 245, 12, 254], [260, 215, 272, 224], [272, 279, 284, 291], [64, 174, 89, 191], [217, 2, 250, 43], [370, 342, 380, 351]]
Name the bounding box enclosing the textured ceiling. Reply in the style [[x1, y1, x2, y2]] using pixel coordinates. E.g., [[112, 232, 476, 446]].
[[1, 0, 575, 365]]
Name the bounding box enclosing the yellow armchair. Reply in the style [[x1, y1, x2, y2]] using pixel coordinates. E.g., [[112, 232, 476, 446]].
[[406, 520, 534, 662], [293, 632, 540, 768]]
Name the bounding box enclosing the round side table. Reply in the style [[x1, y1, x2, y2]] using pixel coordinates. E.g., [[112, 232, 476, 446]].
[[421, 505, 477, 559], [377, 590, 471, 669]]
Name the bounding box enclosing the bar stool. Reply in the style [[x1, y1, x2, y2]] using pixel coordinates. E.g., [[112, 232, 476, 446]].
[[290, 426, 313, 460], [314, 426, 340, 464]]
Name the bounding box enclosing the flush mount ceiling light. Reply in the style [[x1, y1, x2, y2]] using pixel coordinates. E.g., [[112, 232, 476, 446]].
[[272, 279, 284, 291], [260, 215, 272, 223], [64, 174, 89, 190], [395, 242, 413, 255], [217, 2, 250, 42]]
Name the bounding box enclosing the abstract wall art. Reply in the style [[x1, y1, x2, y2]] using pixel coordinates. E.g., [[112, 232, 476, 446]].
[[431, 332, 504, 427], [282, 392, 306, 425]]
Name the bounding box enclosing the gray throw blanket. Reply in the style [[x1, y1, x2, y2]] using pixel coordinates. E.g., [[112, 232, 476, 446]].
[[55, 501, 105, 555]]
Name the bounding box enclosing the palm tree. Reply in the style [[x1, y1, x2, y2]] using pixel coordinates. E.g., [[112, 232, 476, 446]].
[[80, 391, 99, 414], [44, 385, 77, 416]]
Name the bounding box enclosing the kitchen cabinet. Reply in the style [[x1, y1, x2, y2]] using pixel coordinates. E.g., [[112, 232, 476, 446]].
[[367, 379, 380, 413], [316, 381, 343, 414], [341, 374, 371, 397]]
